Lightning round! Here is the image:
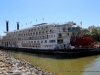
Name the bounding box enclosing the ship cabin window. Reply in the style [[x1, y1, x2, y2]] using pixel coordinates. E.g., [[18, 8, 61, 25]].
[[51, 35, 53, 37], [72, 27, 74, 30], [41, 27, 43, 30], [13, 42, 15, 45], [41, 40, 43, 43], [38, 27, 39, 30], [34, 41, 36, 43], [36, 32, 38, 35], [50, 30, 52, 33], [42, 31, 44, 34], [46, 31, 48, 34], [63, 27, 66, 31], [29, 37, 31, 40], [54, 34, 55, 37], [31, 33, 32, 35], [31, 29, 33, 31], [49, 40, 55, 43], [7, 42, 8, 46], [68, 33, 69, 36], [47, 35, 48, 38], [37, 41, 39, 43], [68, 27, 71, 30], [43, 36, 44, 39], [58, 33, 62, 38], [39, 32, 41, 35], [31, 41, 33, 43], [45, 40, 47, 43], [57, 40, 63, 44], [34, 28, 36, 31]]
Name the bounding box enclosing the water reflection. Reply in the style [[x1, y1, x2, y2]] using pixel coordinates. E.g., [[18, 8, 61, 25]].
[[6, 51, 100, 75], [82, 57, 100, 75]]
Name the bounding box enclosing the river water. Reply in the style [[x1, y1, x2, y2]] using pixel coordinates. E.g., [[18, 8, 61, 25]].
[[5, 51, 100, 75]]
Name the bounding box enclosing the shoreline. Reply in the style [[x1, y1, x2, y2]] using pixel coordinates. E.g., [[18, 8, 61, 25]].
[[0, 50, 56, 75]]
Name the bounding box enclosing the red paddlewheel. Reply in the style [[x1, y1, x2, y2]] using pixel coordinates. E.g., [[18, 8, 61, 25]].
[[70, 37, 95, 47]]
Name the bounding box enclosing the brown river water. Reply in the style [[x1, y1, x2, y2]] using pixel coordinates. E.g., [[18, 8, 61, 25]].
[[5, 51, 100, 75]]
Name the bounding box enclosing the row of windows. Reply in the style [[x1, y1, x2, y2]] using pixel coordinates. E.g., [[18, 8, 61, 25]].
[[18, 34, 55, 40], [7, 28, 54, 36], [3, 34, 56, 41], [21, 40, 55, 44], [22, 45, 53, 48]]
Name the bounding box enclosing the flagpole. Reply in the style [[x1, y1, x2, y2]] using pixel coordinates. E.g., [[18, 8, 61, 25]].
[[80, 21, 82, 28], [26, 23, 27, 28], [22, 24, 23, 29], [43, 18, 44, 23], [36, 20, 37, 24], [30, 21, 32, 25], [15, 26, 16, 30]]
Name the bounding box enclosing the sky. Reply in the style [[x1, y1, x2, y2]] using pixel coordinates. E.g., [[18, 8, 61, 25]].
[[0, 0, 100, 35]]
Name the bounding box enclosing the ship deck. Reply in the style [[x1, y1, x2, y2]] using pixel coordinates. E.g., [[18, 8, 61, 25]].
[[0, 47, 100, 57]]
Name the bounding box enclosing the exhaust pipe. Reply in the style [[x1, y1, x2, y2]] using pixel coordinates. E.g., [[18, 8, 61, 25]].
[[16, 22, 19, 30], [6, 21, 9, 32]]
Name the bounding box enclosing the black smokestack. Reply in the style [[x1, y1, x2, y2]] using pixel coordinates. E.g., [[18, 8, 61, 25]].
[[6, 21, 9, 32], [16, 22, 19, 30]]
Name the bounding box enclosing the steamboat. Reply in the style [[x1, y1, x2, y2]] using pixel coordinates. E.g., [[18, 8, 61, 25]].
[[0, 21, 100, 55]]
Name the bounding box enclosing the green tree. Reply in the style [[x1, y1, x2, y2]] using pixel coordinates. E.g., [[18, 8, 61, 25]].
[[83, 25, 100, 41], [82, 28, 91, 37]]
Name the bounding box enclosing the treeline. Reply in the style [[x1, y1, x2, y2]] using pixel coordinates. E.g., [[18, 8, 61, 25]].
[[82, 25, 100, 41]]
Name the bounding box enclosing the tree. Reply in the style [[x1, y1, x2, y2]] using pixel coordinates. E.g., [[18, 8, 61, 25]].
[[82, 28, 91, 37], [82, 25, 100, 42]]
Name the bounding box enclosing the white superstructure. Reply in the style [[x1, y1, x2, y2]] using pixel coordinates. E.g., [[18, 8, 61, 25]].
[[0, 21, 82, 50]]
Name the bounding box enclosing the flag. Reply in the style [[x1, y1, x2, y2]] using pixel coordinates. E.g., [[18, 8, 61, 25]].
[[80, 21, 82, 26], [30, 21, 32, 24], [36, 20, 37, 22], [26, 23, 27, 25], [43, 18, 44, 21]]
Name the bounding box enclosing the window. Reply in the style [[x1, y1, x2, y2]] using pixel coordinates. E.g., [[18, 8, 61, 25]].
[[34, 41, 36, 43], [41, 41, 43, 43], [31, 29, 33, 31], [54, 34, 55, 37], [29, 37, 31, 40], [45, 40, 47, 43], [51, 35, 53, 37], [68, 33, 69, 36], [49, 40, 55, 43]]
